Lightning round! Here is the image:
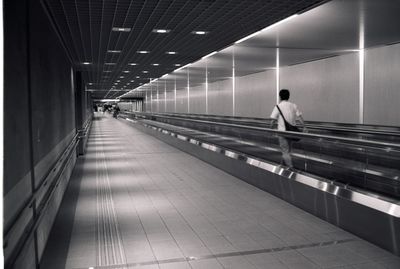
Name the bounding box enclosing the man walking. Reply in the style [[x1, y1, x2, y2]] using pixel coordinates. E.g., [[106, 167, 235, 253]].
[[270, 89, 305, 168]]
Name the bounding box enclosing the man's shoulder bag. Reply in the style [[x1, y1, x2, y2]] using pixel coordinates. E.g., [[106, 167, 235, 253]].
[[276, 105, 301, 141]]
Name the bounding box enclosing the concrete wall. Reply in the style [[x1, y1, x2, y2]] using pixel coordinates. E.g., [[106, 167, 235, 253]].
[[145, 43, 400, 126], [364, 43, 400, 126], [280, 53, 359, 123], [235, 70, 276, 118], [3, 0, 88, 267]]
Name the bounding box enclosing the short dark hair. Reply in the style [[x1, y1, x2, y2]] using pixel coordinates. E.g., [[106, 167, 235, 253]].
[[279, 89, 290, 100]]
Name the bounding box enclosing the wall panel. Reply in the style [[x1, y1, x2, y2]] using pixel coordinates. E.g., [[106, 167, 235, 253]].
[[364, 43, 400, 126], [208, 79, 233, 116], [29, 0, 75, 186], [189, 85, 207, 114], [235, 70, 276, 118], [280, 53, 359, 123], [175, 74, 188, 113]]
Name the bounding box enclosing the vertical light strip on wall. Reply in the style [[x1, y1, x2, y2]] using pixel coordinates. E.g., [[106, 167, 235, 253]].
[[232, 49, 236, 116], [150, 84, 153, 112], [359, 49, 364, 124], [205, 62, 208, 114], [358, 14, 365, 124], [187, 68, 190, 113], [0, 0, 4, 258], [276, 48, 280, 104], [164, 80, 167, 112], [156, 82, 159, 112], [145, 90, 148, 112], [174, 75, 177, 113]]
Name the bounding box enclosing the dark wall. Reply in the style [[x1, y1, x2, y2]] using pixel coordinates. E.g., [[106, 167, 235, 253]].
[[4, 0, 84, 266], [29, 0, 76, 187], [4, 0, 31, 195]]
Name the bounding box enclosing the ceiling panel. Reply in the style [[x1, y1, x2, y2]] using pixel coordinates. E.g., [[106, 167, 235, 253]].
[[43, 0, 326, 99]]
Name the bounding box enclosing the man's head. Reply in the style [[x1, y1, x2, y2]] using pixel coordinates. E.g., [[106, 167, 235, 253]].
[[279, 89, 290, 101]]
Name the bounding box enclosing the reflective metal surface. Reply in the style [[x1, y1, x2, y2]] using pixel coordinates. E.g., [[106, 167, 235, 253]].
[[123, 116, 400, 218]]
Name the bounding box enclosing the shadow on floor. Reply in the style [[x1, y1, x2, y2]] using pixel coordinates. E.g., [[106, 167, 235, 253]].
[[40, 157, 86, 269]]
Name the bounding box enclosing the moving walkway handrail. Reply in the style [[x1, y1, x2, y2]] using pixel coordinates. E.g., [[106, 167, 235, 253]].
[[125, 112, 400, 151], [128, 111, 400, 137]]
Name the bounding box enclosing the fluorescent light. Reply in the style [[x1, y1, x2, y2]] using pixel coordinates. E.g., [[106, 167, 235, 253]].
[[153, 29, 170, 33], [192, 31, 208, 35], [137, 50, 150, 54], [166, 51, 177, 55], [202, 51, 218, 60], [128, 63, 138, 65], [235, 15, 298, 45], [82, 62, 91, 65], [99, 99, 119, 102], [174, 63, 191, 72], [104, 63, 116, 65], [152, 63, 160, 66], [235, 30, 261, 44], [261, 14, 298, 31], [107, 50, 121, 53], [112, 27, 131, 32]]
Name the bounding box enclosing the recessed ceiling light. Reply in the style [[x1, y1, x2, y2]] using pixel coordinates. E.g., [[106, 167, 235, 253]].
[[127, 83, 130, 85], [137, 50, 150, 54], [152, 29, 170, 34], [142, 71, 148, 73], [191, 31, 208, 35], [112, 27, 131, 32], [130, 80, 135, 82], [88, 83, 93, 85], [174, 64, 181, 66], [104, 63, 116, 65], [82, 62, 91, 65], [166, 51, 177, 55], [114, 83, 118, 85], [152, 63, 159, 66], [116, 80, 121, 82], [120, 76, 124, 78], [128, 63, 138, 66], [103, 70, 112, 72], [107, 50, 121, 53], [123, 70, 130, 73], [136, 76, 140, 78]]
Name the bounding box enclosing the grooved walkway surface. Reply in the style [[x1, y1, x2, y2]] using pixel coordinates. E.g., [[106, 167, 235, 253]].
[[41, 114, 400, 269]]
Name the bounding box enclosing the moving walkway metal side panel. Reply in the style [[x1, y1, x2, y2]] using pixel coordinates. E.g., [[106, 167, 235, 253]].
[[130, 121, 400, 256]]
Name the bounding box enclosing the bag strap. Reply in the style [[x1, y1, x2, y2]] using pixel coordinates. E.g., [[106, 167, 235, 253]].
[[276, 105, 288, 124]]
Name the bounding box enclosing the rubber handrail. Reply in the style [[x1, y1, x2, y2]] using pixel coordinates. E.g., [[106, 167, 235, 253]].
[[122, 112, 400, 151]]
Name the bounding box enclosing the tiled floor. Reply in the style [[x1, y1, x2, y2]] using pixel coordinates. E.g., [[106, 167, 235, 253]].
[[40, 114, 400, 269]]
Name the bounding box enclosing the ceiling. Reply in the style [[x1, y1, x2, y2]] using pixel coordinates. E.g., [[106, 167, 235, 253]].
[[42, 0, 326, 99], [125, 0, 400, 98]]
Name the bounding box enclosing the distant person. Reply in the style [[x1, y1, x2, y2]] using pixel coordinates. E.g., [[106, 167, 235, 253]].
[[113, 105, 120, 118], [270, 89, 305, 168]]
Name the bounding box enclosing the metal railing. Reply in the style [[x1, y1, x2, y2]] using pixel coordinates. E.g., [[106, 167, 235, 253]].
[[4, 116, 92, 268]]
